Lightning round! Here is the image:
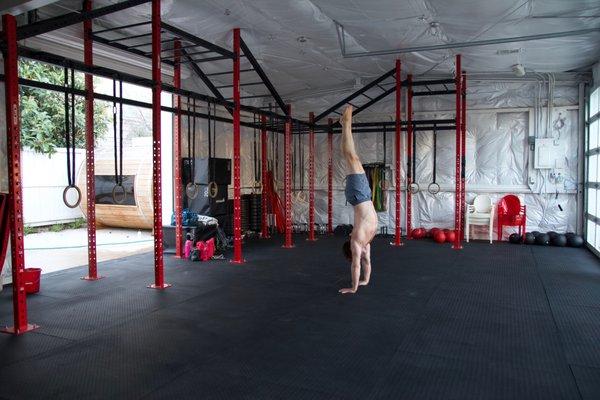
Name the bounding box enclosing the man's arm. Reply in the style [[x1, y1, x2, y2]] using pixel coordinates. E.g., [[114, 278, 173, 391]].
[[339, 241, 362, 294], [359, 243, 371, 286]]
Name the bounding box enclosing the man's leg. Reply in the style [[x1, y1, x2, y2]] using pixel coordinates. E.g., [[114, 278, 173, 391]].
[[340, 105, 364, 174]]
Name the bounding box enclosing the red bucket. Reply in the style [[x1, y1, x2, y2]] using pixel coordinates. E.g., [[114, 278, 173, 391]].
[[23, 268, 41, 294]]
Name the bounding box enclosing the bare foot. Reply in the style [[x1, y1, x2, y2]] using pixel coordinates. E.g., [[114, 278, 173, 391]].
[[339, 288, 356, 294], [358, 280, 369, 286], [339, 105, 353, 128]]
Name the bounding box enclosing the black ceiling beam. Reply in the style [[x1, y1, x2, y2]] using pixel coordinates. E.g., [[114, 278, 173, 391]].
[[15, 0, 152, 41], [313, 68, 395, 122], [90, 34, 175, 67], [179, 55, 230, 64], [161, 22, 234, 58], [239, 37, 288, 116]]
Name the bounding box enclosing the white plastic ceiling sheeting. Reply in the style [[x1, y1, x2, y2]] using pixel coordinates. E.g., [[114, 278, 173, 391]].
[[44, 0, 600, 112]]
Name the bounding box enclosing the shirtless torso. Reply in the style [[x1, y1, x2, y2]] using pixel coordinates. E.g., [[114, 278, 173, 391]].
[[339, 105, 378, 294]]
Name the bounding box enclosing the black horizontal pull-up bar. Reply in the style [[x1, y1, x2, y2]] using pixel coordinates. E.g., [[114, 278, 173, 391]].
[[216, 82, 263, 89], [205, 68, 254, 77], [106, 30, 157, 43], [93, 21, 151, 35], [327, 125, 456, 134], [412, 90, 457, 97], [179, 55, 230, 64]]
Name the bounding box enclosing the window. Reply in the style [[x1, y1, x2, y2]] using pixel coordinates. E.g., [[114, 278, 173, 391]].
[[585, 86, 600, 253]]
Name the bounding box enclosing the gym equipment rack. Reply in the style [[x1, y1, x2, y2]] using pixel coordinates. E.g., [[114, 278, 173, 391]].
[[0, 0, 467, 335]]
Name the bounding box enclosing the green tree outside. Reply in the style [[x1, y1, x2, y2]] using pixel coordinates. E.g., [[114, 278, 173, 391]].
[[18, 59, 110, 155]]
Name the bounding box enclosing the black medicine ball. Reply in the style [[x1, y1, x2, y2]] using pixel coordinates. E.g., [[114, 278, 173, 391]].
[[547, 231, 558, 239], [535, 233, 550, 246], [531, 231, 541, 238], [508, 233, 522, 244], [567, 235, 584, 248], [551, 234, 567, 247], [524, 232, 536, 245]]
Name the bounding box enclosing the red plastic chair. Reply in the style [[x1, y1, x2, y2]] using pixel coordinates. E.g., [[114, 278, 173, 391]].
[[497, 195, 526, 241]]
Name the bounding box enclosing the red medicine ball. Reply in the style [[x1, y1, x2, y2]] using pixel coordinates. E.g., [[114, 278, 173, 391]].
[[430, 228, 440, 237], [445, 230, 456, 242], [433, 230, 446, 243]]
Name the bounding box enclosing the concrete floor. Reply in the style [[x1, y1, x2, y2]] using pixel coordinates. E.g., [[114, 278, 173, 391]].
[[1, 228, 154, 286]]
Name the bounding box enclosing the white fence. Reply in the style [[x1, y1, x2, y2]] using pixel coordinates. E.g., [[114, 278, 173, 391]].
[[21, 148, 85, 226]]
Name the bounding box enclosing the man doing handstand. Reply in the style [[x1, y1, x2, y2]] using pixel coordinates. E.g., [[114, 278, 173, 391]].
[[339, 105, 378, 295]]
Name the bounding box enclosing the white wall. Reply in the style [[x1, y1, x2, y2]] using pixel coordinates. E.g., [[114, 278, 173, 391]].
[[21, 148, 85, 226]]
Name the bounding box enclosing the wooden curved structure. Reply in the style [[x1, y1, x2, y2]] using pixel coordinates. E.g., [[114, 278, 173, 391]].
[[77, 157, 154, 229]]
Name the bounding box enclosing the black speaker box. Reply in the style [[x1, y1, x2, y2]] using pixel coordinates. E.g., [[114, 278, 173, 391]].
[[182, 157, 231, 186]]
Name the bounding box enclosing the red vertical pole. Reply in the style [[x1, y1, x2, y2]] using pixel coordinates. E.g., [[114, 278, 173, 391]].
[[391, 59, 403, 246], [452, 55, 463, 250], [173, 40, 183, 258], [327, 118, 333, 234], [406, 74, 413, 240], [260, 115, 270, 239], [231, 28, 244, 263], [460, 70, 467, 241], [81, 0, 101, 281], [148, 0, 171, 288], [283, 105, 294, 248], [0, 14, 38, 335], [307, 112, 317, 241]]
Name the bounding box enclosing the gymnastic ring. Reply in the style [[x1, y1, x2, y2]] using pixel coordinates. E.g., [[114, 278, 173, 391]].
[[427, 182, 440, 195], [112, 183, 127, 204], [186, 182, 199, 199], [208, 181, 219, 198], [62, 185, 82, 209], [408, 182, 420, 194]]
